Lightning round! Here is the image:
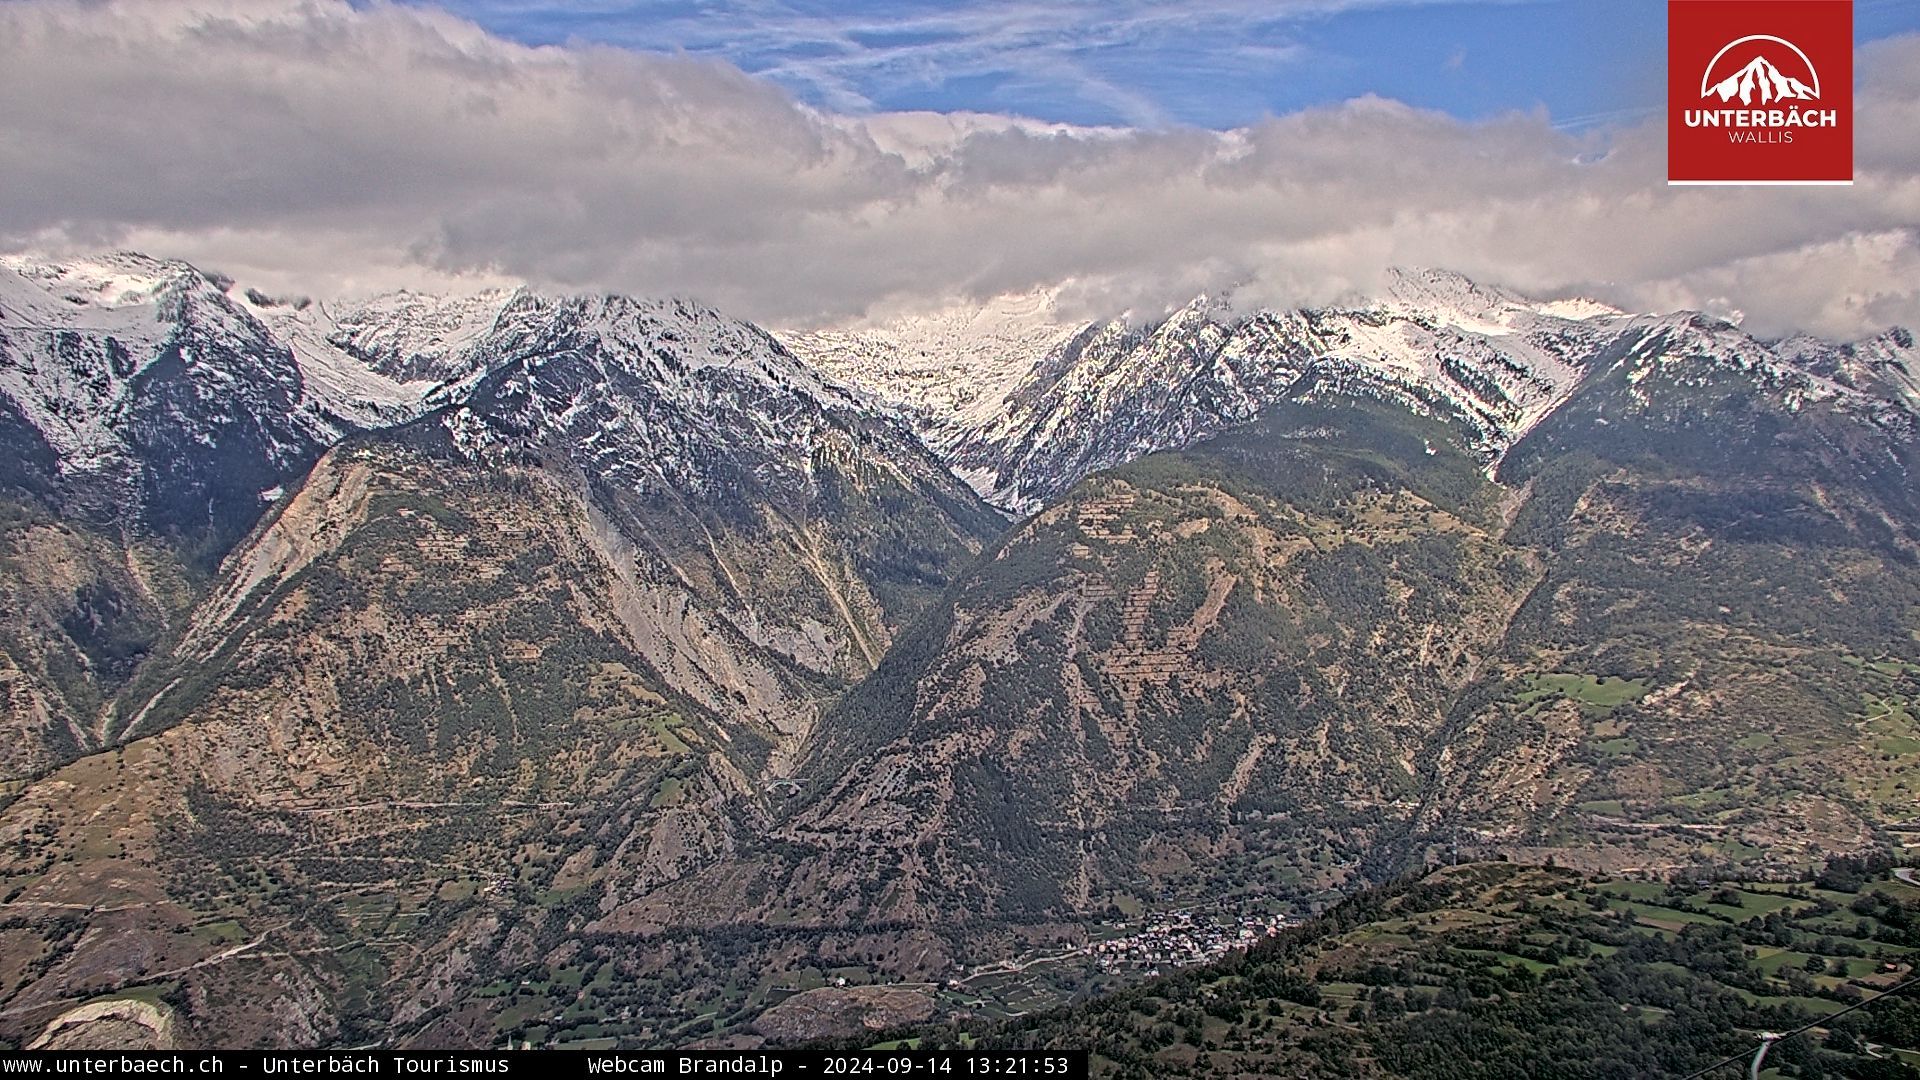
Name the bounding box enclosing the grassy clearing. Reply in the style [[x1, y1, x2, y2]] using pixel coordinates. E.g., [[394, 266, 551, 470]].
[[103, 983, 177, 1008], [1518, 673, 1651, 710], [645, 711, 693, 755], [1612, 900, 1727, 928]]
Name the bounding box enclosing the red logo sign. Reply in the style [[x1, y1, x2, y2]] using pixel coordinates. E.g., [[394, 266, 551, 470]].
[[1669, 0, 1853, 185]]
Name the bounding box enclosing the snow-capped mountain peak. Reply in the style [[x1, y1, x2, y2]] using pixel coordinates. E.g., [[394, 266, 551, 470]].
[[786, 274, 1633, 510], [0, 251, 985, 578], [422, 287, 911, 498], [1, 250, 202, 312], [1381, 267, 1624, 334], [300, 286, 516, 386]]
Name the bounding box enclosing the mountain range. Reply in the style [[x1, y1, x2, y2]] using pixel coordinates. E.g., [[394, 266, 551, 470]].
[[0, 252, 1915, 1052]]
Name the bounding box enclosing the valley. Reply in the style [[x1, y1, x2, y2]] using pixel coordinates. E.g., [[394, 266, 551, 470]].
[[0, 253, 1916, 1060]]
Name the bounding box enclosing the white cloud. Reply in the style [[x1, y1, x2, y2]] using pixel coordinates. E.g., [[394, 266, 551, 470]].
[[1, 0, 1916, 339]]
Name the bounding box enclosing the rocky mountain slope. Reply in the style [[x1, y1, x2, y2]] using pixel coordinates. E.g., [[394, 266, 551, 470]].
[[739, 314, 1920, 931], [395, 288, 1003, 719], [0, 445, 777, 1046], [0, 252, 1008, 1048], [0, 254, 1002, 783], [767, 399, 1530, 924], [0, 253, 410, 786]]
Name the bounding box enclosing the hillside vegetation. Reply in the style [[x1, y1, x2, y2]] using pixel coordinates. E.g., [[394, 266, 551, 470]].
[[942, 861, 1920, 1079]]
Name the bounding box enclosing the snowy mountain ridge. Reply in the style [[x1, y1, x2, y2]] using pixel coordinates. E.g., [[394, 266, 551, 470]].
[[785, 269, 1916, 511], [0, 251, 977, 558], [784, 270, 1615, 509], [0, 253, 877, 484], [417, 288, 943, 503], [0, 252, 437, 468], [5, 252, 1913, 526]]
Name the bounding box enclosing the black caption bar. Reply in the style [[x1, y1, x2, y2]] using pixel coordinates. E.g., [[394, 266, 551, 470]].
[[0, 1052, 1088, 1080]]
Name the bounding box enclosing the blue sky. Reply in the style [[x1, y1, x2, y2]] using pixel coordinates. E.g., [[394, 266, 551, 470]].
[[408, 0, 1920, 129]]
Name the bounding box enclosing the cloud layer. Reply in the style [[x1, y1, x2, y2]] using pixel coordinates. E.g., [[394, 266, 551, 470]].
[[2, 0, 1917, 337]]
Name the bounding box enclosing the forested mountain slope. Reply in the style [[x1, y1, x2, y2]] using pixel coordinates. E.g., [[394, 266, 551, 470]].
[[952, 860, 1920, 1079]]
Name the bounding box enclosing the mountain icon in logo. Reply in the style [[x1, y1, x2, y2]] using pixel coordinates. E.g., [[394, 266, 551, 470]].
[[1700, 35, 1821, 105]]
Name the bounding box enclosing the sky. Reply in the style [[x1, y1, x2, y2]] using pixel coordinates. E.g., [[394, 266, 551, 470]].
[[3, 0, 1920, 337], [409, 0, 1918, 130]]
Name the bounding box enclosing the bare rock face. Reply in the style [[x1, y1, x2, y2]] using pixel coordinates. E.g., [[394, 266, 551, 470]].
[[751, 985, 935, 1042], [29, 999, 179, 1050]]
